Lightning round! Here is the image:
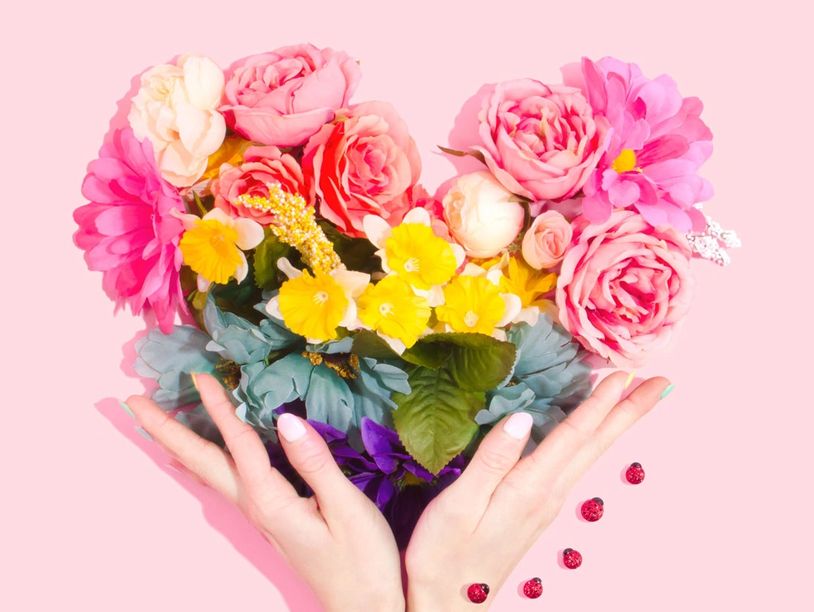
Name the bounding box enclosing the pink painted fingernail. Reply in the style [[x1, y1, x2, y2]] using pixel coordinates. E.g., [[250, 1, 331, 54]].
[[503, 412, 533, 440], [278, 413, 307, 442]]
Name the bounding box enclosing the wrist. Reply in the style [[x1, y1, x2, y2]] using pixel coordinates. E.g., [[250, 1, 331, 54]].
[[323, 592, 404, 612]]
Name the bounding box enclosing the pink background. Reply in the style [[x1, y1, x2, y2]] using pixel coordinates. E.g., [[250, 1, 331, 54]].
[[3, 1, 812, 609]]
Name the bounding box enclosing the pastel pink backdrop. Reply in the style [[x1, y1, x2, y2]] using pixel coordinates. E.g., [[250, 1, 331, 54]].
[[2, 1, 811, 610]]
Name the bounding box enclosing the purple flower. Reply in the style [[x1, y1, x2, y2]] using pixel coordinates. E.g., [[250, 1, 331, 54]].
[[311, 418, 466, 546]]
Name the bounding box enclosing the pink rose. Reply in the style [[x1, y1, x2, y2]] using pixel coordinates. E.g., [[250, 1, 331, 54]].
[[211, 145, 312, 225], [303, 101, 421, 237], [555, 210, 693, 367], [220, 45, 361, 147], [521, 210, 573, 269], [475, 79, 610, 201]]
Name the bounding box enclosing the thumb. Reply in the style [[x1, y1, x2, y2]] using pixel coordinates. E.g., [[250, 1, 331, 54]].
[[276, 413, 361, 515]]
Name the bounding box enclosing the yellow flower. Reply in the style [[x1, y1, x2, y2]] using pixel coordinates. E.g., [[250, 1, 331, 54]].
[[436, 275, 507, 335], [363, 208, 464, 301], [179, 208, 264, 286], [384, 223, 458, 290], [278, 270, 350, 341], [496, 256, 557, 310], [358, 276, 431, 350], [201, 137, 252, 181]]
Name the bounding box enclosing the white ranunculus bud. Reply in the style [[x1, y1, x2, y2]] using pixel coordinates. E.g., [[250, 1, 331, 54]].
[[442, 171, 525, 258]]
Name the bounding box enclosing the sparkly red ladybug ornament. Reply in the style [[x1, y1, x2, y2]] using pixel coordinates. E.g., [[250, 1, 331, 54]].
[[581, 497, 604, 521], [626, 462, 645, 484], [522, 577, 543, 599], [467, 583, 489, 604], [562, 548, 583, 569]]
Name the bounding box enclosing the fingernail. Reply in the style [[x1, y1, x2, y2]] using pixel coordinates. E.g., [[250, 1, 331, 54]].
[[278, 413, 307, 442], [503, 412, 533, 440], [624, 371, 637, 390], [659, 383, 675, 400], [118, 400, 135, 419], [190, 372, 200, 392], [135, 426, 153, 441]]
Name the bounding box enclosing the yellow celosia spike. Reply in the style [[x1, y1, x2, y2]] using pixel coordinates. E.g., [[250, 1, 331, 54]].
[[236, 183, 341, 274]]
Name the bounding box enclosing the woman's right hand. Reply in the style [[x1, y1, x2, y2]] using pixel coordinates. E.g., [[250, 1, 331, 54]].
[[404, 372, 672, 610], [126, 372, 405, 612]]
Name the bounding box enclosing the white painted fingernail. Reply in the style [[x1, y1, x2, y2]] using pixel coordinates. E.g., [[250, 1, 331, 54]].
[[278, 413, 307, 442], [503, 412, 533, 440]]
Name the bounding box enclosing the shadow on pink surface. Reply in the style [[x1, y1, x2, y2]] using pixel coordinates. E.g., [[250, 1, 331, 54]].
[[95, 395, 324, 612]]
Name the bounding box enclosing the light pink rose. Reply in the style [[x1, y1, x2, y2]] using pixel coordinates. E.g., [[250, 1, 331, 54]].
[[303, 101, 421, 238], [555, 210, 693, 367], [220, 45, 361, 147], [475, 79, 610, 201], [521, 210, 573, 269], [211, 146, 313, 225]]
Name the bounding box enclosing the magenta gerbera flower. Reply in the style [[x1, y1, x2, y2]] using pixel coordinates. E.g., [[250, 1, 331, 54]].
[[74, 128, 187, 332], [564, 57, 714, 232]]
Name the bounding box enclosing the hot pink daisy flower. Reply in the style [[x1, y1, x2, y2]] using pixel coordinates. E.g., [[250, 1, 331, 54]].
[[74, 128, 186, 332], [563, 57, 713, 232]]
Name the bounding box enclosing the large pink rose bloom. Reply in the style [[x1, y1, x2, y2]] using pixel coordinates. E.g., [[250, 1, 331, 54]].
[[303, 101, 421, 237], [475, 79, 610, 201], [74, 129, 186, 333], [221, 45, 361, 147], [563, 57, 713, 232], [556, 210, 693, 368], [211, 145, 313, 225]]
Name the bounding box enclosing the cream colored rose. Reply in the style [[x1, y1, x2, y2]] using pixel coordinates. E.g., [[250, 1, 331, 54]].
[[442, 171, 525, 258], [128, 55, 226, 187]]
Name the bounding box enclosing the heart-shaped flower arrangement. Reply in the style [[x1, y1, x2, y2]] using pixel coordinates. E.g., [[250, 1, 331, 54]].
[[74, 44, 738, 544]]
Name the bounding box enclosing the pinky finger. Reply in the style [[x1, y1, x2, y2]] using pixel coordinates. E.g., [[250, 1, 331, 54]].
[[552, 377, 671, 495]]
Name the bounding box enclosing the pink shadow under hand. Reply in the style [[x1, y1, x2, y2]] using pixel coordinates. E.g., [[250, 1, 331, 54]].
[[96, 397, 324, 612]]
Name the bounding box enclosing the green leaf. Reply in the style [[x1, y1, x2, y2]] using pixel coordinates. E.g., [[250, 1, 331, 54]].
[[319, 222, 380, 273], [253, 230, 291, 290], [401, 341, 451, 369], [409, 333, 517, 392], [437, 145, 486, 165], [351, 330, 400, 360], [393, 367, 484, 474]]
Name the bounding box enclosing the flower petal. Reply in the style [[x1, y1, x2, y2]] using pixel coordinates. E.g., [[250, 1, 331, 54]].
[[362, 215, 392, 248], [332, 269, 371, 298], [234, 217, 265, 250], [497, 293, 522, 327], [402, 206, 431, 226], [276, 257, 302, 279]]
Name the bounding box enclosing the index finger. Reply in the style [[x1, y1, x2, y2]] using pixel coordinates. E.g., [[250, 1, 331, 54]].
[[191, 373, 299, 504]]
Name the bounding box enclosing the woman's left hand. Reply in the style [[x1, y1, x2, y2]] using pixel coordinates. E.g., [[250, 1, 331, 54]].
[[126, 373, 405, 612]]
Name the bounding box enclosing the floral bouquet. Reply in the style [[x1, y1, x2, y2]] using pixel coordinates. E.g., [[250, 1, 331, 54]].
[[74, 45, 738, 545]]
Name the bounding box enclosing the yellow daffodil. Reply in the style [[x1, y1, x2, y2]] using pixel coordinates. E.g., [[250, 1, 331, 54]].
[[267, 258, 370, 343], [363, 208, 464, 305], [358, 276, 431, 352], [495, 256, 557, 310], [177, 208, 264, 290], [436, 275, 518, 335], [277, 271, 349, 341]]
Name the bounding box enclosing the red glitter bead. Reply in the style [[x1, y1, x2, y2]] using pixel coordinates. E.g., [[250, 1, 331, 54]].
[[626, 462, 645, 484], [562, 548, 583, 569], [467, 583, 490, 604], [522, 577, 543, 599], [581, 497, 604, 522]]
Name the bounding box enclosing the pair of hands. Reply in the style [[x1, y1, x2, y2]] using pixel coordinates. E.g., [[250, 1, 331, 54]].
[[126, 371, 670, 611]]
